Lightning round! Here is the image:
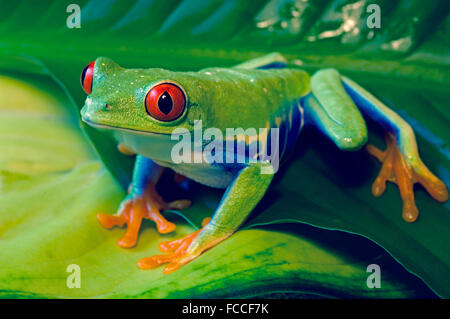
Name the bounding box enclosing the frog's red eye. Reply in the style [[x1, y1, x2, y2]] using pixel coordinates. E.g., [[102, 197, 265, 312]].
[[81, 61, 95, 94], [145, 83, 186, 122]]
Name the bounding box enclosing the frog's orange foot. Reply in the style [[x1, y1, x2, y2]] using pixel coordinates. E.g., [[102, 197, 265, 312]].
[[137, 218, 211, 274], [367, 134, 448, 222], [117, 143, 136, 156], [97, 184, 191, 248]]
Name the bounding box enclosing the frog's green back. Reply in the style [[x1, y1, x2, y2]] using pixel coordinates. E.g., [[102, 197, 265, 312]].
[[189, 67, 310, 132]]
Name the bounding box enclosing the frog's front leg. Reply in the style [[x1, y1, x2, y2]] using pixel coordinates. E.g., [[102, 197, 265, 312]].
[[97, 155, 191, 248], [304, 69, 448, 222], [137, 162, 274, 273]]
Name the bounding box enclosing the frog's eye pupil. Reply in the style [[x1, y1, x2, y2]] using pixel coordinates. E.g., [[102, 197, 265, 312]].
[[81, 67, 88, 83], [158, 92, 173, 115], [145, 83, 186, 122]]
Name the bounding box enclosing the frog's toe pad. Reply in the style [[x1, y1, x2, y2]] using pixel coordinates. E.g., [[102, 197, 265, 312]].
[[137, 218, 210, 274], [97, 212, 125, 229], [111, 198, 146, 248], [367, 134, 448, 222]]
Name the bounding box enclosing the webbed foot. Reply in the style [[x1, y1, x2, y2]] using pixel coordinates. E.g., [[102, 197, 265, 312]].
[[367, 133, 448, 222], [137, 217, 220, 273], [97, 183, 191, 248]]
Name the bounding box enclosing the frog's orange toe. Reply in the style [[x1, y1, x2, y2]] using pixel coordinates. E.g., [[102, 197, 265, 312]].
[[147, 199, 191, 234], [138, 218, 211, 273], [416, 172, 449, 203], [97, 212, 126, 229], [367, 133, 448, 222], [117, 143, 136, 156], [115, 198, 146, 248], [156, 220, 177, 234], [137, 254, 194, 274], [117, 235, 139, 248], [137, 255, 174, 270]]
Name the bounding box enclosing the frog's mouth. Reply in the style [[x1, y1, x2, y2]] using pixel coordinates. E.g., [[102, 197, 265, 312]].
[[81, 117, 173, 137]]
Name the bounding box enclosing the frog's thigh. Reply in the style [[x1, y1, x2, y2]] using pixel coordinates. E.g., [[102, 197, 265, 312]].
[[303, 68, 368, 151]]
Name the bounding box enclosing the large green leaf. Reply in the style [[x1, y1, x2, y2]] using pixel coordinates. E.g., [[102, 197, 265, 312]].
[[0, 0, 448, 297], [0, 74, 434, 298]]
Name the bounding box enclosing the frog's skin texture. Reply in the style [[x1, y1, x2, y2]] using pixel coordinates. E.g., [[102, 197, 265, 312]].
[[80, 53, 448, 273]]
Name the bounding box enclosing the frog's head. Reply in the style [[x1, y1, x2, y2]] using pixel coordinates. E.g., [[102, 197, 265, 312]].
[[80, 57, 215, 161], [79, 57, 276, 161], [80, 57, 200, 136]]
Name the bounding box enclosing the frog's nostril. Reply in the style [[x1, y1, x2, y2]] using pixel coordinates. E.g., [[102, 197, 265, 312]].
[[104, 104, 111, 110]]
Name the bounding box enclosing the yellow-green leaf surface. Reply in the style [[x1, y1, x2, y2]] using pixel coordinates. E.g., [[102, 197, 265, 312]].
[[0, 74, 434, 298]]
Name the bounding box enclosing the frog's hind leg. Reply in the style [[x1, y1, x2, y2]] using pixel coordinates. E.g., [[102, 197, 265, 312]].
[[97, 155, 191, 248], [340, 74, 448, 222], [233, 52, 288, 70]]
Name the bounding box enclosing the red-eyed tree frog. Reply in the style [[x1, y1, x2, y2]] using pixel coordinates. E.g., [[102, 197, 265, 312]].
[[80, 53, 448, 274]]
